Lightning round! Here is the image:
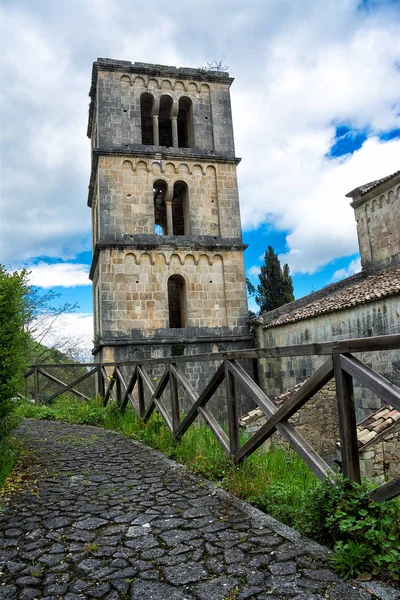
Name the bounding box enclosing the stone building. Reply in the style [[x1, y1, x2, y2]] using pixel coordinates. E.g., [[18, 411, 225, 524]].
[[253, 170, 400, 422], [87, 58, 253, 412]]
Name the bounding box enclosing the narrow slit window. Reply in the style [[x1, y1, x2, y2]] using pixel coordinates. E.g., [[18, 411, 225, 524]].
[[177, 97, 193, 148], [168, 274, 186, 328], [153, 180, 167, 234], [159, 95, 173, 147], [140, 93, 154, 145], [172, 181, 189, 235]]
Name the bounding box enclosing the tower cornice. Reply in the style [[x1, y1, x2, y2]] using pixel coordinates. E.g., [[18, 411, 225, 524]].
[[89, 238, 248, 280]]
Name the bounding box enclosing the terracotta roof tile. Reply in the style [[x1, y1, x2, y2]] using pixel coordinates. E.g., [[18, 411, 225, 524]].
[[340, 403, 400, 450], [263, 268, 400, 330]]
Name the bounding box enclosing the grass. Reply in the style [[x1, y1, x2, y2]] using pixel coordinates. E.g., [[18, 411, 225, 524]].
[[0, 411, 21, 490], [11, 396, 400, 582]]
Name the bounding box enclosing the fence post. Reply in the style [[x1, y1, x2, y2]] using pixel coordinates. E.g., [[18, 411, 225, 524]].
[[97, 365, 105, 400], [170, 363, 180, 435], [225, 359, 240, 458], [33, 367, 39, 404], [115, 369, 122, 405], [25, 370, 29, 401], [333, 354, 361, 483], [138, 366, 145, 419]]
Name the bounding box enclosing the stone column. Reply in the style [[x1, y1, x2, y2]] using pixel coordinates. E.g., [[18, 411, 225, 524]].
[[152, 115, 159, 146], [152, 97, 160, 146], [171, 117, 178, 148], [166, 199, 173, 235], [171, 100, 179, 148]]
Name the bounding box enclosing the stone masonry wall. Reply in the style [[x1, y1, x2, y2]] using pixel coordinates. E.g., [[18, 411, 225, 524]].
[[94, 69, 235, 157], [94, 247, 248, 339], [358, 423, 400, 482], [255, 297, 400, 421], [354, 180, 400, 271], [95, 156, 242, 240]]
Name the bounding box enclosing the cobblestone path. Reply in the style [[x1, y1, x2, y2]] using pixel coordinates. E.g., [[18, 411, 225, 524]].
[[0, 420, 398, 600]]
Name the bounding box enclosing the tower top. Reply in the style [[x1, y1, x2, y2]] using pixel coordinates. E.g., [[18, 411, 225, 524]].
[[89, 58, 233, 98]]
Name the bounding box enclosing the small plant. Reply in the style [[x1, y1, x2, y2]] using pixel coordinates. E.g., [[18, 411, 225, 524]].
[[297, 474, 400, 580], [201, 60, 229, 73], [84, 542, 99, 552]]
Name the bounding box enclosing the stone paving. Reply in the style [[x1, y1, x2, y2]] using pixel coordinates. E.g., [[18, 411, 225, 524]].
[[0, 420, 398, 600]]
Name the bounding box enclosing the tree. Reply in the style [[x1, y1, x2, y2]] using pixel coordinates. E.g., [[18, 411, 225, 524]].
[[282, 263, 295, 305], [0, 265, 30, 404], [255, 246, 295, 313]]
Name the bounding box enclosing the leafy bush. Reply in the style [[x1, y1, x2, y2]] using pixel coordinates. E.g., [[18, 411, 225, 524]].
[[296, 474, 400, 580]]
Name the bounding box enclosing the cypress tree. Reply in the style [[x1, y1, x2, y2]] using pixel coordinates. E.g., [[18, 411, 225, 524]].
[[255, 247, 295, 313], [282, 263, 295, 304]]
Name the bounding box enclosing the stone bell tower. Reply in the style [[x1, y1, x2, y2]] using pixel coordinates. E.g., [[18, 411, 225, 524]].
[[87, 58, 252, 366]]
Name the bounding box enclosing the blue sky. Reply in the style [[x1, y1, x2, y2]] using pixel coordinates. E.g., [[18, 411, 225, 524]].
[[1, 0, 399, 354]]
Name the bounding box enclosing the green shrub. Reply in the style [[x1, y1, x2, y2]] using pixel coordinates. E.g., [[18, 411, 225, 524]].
[[296, 474, 400, 580]]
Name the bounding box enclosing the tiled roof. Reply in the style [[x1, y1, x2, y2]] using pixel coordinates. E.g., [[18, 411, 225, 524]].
[[239, 382, 400, 450], [345, 170, 400, 198], [354, 404, 400, 449], [263, 267, 400, 330], [238, 381, 306, 428]]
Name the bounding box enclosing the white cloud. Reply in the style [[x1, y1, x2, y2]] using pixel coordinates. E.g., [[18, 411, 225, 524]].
[[331, 257, 362, 282], [33, 312, 94, 362], [247, 265, 261, 277], [0, 0, 399, 278], [27, 263, 90, 288]]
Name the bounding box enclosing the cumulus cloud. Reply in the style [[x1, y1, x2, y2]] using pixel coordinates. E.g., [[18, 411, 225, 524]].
[[1, 0, 399, 278], [27, 263, 90, 288], [34, 312, 94, 362], [331, 257, 362, 282], [247, 266, 261, 277]]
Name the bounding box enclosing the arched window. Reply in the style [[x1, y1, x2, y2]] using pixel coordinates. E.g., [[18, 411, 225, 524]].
[[172, 181, 189, 235], [177, 97, 193, 148], [153, 180, 167, 235], [159, 95, 173, 147], [168, 274, 186, 328], [140, 93, 154, 145]]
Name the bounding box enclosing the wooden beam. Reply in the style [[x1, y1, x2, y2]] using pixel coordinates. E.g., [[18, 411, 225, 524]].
[[340, 354, 400, 411], [197, 406, 230, 456], [228, 360, 331, 480], [103, 367, 117, 406], [234, 357, 334, 462], [154, 398, 173, 432], [33, 367, 39, 403], [369, 476, 400, 502], [97, 365, 105, 399], [36, 368, 90, 402], [118, 366, 139, 413], [170, 364, 198, 405], [225, 360, 240, 457], [27, 333, 400, 369], [115, 367, 122, 405], [170, 364, 180, 435], [139, 366, 157, 422], [137, 368, 145, 419], [43, 367, 97, 404], [174, 363, 225, 437], [333, 355, 360, 483]]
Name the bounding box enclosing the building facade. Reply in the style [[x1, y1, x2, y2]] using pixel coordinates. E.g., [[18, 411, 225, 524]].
[[252, 171, 400, 422], [87, 59, 252, 409]]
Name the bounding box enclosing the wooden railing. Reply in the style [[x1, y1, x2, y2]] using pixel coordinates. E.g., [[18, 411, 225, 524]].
[[25, 334, 400, 502]]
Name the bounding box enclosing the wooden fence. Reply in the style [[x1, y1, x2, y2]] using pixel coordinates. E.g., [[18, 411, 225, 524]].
[[25, 333, 400, 502]]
